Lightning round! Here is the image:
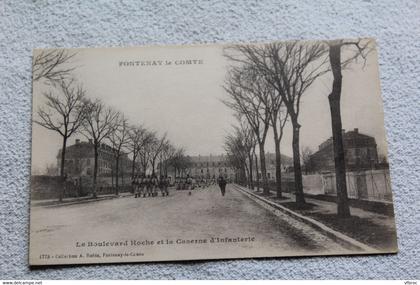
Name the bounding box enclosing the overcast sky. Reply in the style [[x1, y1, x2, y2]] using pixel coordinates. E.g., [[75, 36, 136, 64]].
[[31, 42, 389, 173]]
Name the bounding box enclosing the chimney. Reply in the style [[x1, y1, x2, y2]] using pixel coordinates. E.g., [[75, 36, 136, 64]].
[[75, 139, 80, 144], [88, 139, 93, 144], [354, 128, 359, 133]]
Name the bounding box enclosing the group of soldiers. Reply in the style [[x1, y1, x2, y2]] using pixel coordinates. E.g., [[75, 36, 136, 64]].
[[131, 173, 229, 198], [132, 174, 170, 198]]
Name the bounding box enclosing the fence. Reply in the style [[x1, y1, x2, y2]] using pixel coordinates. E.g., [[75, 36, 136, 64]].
[[31, 176, 86, 200], [303, 169, 393, 202], [31, 175, 133, 200]]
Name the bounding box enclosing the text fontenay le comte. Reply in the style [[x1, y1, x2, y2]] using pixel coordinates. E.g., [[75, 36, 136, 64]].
[[119, 59, 204, 67]]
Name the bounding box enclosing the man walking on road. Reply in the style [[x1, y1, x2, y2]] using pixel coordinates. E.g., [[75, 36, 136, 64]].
[[217, 175, 227, 196]]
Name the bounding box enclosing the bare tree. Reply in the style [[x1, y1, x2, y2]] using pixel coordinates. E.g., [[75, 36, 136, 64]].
[[223, 64, 272, 195], [138, 131, 157, 175], [167, 147, 191, 177], [301, 146, 313, 175], [107, 113, 130, 195], [149, 133, 168, 176], [127, 125, 148, 180], [45, 163, 59, 176], [158, 142, 177, 176], [231, 115, 257, 188], [227, 41, 330, 206], [33, 49, 77, 82], [325, 38, 372, 218], [253, 144, 260, 191], [81, 99, 119, 198], [224, 127, 249, 185], [268, 91, 289, 198], [34, 79, 86, 201]]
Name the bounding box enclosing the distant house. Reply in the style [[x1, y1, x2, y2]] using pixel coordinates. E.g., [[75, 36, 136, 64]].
[[57, 139, 131, 178], [248, 152, 293, 182], [308, 128, 379, 173], [258, 152, 293, 181]]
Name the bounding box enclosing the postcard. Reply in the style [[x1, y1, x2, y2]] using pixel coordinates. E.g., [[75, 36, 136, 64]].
[[29, 38, 397, 265]]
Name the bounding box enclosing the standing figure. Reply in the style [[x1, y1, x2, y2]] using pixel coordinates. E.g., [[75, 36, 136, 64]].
[[217, 175, 227, 196], [163, 175, 170, 196], [186, 174, 192, 190], [138, 175, 146, 198], [145, 175, 152, 197], [133, 175, 139, 198], [159, 175, 165, 196], [151, 174, 158, 197]]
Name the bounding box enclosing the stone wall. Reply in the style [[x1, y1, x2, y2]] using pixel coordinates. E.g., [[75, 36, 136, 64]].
[[303, 169, 393, 202]]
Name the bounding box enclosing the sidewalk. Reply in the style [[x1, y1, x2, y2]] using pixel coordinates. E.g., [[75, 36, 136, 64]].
[[31, 192, 133, 208], [236, 184, 398, 251]]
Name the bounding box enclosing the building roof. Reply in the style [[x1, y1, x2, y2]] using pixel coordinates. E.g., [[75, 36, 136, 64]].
[[317, 128, 377, 152], [186, 154, 227, 163], [57, 139, 127, 159]]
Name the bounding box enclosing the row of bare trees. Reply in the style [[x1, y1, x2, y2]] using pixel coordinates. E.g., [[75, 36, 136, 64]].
[[33, 50, 188, 201], [223, 39, 371, 218]]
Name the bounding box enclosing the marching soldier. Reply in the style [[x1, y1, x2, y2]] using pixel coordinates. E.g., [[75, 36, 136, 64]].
[[133, 175, 139, 198], [217, 175, 227, 196], [151, 174, 159, 197], [163, 175, 170, 196], [159, 175, 165, 196], [145, 175, 152, 197], [138, 174, 146, 198], [186, 175, 193, 190]]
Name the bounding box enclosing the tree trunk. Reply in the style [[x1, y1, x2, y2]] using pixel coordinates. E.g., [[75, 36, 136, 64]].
[[151, 159, 156, 176], [60, 137, 67, 177], [115, 156, 120, 196], [59, 136, 67, 202], [241, 165, 247, 185], [291, 119, 305, 206], [254, 152, 260, 191], [328, 44, 351, 218], [131, 154, 136, 193], [274, 139, 282, 199], [248, 153, 254, 190], [92, 143, 98, 199], [121, 169, 124, 189], [272, 127, 283, 198], [131, 154, 136, 180], [259, 143, 269, 195]]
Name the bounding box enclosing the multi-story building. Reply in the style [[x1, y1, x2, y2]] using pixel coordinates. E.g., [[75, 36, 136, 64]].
[[184, 154, 236, 180], [56, 139, 131, 178], [163, 153, 293, 183], [308, 128, 379, 173]]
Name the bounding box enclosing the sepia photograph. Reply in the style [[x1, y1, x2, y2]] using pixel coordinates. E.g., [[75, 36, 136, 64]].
[[29, 38, 398, 265]]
